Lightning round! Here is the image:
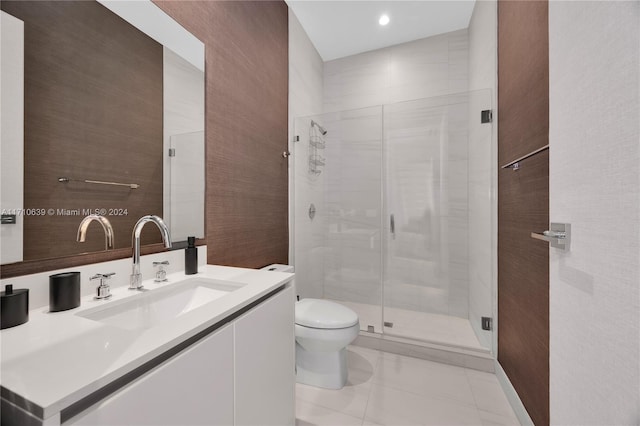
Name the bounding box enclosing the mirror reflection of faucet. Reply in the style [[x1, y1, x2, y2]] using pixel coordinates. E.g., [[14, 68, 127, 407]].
[[77, 214, 114, 250], [130, 215, 172, 291]]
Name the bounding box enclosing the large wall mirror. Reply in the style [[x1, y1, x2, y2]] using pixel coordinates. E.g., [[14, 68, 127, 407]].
[[0, 0, 205, 276]]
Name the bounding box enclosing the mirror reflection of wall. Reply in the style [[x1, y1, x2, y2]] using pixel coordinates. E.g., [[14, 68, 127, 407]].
[[0, 1, 204, 266], [0, 11, 24, 265], [169, 131, 205, 242], [163, 47, 205, 242]]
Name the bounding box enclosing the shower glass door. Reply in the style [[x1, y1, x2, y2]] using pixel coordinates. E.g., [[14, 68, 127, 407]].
[[293, 90, 494, 352], [382, 90, 493, 351], [293, 107, 384, 333]]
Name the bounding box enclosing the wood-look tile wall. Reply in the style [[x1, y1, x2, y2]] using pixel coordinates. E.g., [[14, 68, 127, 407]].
[[1, 1, 164, 261], [497, 0, 550, 165], [153, 1, 289, 268], [497, 1, 549, 425]]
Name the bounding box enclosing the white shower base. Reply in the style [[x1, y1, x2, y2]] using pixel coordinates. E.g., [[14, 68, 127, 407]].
[[332, 299, 485, 351]]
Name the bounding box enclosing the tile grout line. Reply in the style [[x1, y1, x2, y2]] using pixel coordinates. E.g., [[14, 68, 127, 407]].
[[366, 380, 480, 416], [360, 352, 382, 425], [465, 368, 520, 423], [463, 367, 487, 420], [296, 395, 364, 425]]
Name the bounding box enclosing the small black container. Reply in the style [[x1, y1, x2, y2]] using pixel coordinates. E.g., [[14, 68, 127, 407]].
[[1, 285, 29, 329], [49, 272, 80, 312], [185, 236, 198, 275]]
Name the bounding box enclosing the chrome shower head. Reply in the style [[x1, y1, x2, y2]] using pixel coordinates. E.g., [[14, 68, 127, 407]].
[[311, 120, 327, 135]]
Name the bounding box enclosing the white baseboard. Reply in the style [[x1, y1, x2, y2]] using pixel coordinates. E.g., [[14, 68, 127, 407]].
[[494, 360, 534, 426]]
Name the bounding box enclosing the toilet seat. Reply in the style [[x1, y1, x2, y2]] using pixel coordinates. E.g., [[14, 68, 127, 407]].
[[295, 323, 360, 352], [295, 299, 358, 329]]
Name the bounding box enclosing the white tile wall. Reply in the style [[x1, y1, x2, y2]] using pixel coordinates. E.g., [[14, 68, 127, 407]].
[[549, 1, 640, 423], [323, 29, 468, 113], [0, 12, 24, 264], [467, 0, 497, 351], [289, 10, 324, 299]]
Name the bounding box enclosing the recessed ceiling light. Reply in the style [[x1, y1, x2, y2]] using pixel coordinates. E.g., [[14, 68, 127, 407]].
[[379, 14, 390, 26]]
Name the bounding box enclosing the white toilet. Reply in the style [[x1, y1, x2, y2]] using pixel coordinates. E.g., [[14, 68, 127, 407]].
[[295, 298, 360, 389]]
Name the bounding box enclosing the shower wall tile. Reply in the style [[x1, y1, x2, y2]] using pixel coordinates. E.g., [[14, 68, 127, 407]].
[[384, 282, 449, 315], [323, 29, 470, 113], [449, 283, 470, 317], [388, 63, 449, 104], [321, 106, 384, 313], [289, 10, 325, 299], [323, 49, 390, 113], [381, 94, 469, 319], [448, 29, 470, 93], [389, 33, 448, 66]]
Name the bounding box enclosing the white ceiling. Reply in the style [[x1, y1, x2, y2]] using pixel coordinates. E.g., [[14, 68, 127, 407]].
[[286, 1, 476, 61]]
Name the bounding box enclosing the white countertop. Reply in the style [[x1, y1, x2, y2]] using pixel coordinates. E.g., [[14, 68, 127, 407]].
[[0, 265, 293, 420]]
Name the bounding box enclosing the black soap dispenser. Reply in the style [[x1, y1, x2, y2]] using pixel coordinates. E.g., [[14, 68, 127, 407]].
[[1, 285, 29, 329], [185, 236, 198, 275]]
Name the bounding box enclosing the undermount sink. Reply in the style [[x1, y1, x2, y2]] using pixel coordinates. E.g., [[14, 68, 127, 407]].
[[77, 277, 246, 331]]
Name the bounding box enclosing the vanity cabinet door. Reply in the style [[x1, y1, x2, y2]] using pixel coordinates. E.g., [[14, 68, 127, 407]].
[[234, 286, 295, 426], [67, 324, 234, 426]]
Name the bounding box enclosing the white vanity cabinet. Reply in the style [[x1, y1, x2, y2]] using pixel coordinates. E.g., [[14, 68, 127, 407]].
[[67, 324, 235, 426], [65, 285, 294, 426], [235, 285, 295, 425]]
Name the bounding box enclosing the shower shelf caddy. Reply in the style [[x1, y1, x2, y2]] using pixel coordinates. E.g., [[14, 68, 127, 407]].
[[309, 121, 326, 175]]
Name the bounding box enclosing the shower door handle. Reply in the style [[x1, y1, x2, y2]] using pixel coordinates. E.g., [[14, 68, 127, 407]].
[[390, 214, 395, 236]]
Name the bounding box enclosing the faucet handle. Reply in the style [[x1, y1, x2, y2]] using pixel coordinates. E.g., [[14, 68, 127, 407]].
[[90, 273, 114, 300], [90, 272, 115, 281], [153, 261, 169, 282]]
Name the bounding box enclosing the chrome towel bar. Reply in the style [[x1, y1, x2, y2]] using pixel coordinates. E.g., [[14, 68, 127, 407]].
[[58, 177, 139, 189], [501, 144, 549, 170]]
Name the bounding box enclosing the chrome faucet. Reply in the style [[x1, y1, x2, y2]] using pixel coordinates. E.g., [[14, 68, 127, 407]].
[[77, 214, 115, 250], [130, 215, 171, 290]]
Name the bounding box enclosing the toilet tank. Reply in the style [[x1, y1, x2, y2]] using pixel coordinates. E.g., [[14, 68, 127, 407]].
[[261, 264, 296, 298], [261, 264, 294, 273]]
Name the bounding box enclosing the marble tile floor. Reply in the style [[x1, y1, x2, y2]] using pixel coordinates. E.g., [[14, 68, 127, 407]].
[[296, 346, 519, 426], [334, 300, 486, 351]]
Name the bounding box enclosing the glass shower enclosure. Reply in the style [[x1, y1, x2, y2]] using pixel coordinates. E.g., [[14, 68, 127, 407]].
[[293, 90, 494, 353]]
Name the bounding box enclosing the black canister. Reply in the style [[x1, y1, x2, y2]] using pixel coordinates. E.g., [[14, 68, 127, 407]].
[[49, 272, 80, 312], [1, 285, 29, 329]]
